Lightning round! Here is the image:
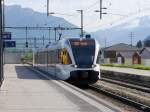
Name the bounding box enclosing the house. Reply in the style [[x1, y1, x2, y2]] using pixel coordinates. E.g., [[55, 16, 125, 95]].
[[132, 52, 141, 64], [140, 47, 150, 66], [102, 43, 140, 64]]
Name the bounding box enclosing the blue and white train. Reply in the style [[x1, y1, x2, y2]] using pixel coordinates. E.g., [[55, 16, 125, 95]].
[[33, 37, 101, 85]]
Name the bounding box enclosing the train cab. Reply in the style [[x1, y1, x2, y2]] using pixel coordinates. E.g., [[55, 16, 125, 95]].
[[34, 38, 100, 85]]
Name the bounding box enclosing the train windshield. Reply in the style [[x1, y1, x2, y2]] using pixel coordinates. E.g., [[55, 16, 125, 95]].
[[69, 39, 95, 68]]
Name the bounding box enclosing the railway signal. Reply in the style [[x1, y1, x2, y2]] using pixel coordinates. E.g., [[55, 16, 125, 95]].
[[25, 42, 28, 48]]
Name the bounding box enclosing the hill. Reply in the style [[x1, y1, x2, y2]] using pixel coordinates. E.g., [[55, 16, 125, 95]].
[[91, 16, 150, 46], [145, 35, 150, 41], [5, 5, 80, 45]]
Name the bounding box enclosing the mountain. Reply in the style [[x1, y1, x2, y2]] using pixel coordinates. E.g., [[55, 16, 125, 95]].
[[92, 16, 150, 47], [5, 5, 150, 48], [144, 35, 150, 41], [5, 5, 80, 47]]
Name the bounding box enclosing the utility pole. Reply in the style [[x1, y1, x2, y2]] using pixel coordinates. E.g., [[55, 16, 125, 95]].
[[2, 0, 4, 32], [95, 0, 107, 19], [54, 28, 57, 41], [48, 28, 51, 43], [0, 0, 3, 86], [47, 0, 49, 16], [34, 37, 37, 48], [130, 32, 134, 47], [100, 0, 102, 19], [43, 35, 45, 46], [105, 37, 107, 48], [58, 25, 62, 40], [77, 10, 84, 38]]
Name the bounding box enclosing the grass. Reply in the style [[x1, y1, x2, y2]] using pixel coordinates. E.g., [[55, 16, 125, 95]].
[[101, 64, 150, 70]]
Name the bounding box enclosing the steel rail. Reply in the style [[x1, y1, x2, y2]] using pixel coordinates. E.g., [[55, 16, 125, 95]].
[[100, 78, 150, 93], [89, 84, 150, 112]]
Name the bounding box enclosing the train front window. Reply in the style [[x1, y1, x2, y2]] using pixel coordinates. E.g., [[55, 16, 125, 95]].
[[70, 39, 95, 68]]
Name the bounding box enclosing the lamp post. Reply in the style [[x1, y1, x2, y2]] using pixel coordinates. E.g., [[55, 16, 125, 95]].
[[77, 10, 83, 38]]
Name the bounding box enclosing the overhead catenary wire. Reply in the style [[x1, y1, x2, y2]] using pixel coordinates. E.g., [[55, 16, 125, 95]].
[[107, 12, 128, 17], [83, 0, 99, 11], [47, 0, 100, 27], [85, 4, 150, 31], [46, 0, 150, 33], [85, 0, 150, 30]]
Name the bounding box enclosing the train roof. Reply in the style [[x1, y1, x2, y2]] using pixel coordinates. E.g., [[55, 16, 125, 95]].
[[35, 37, 97, 52]]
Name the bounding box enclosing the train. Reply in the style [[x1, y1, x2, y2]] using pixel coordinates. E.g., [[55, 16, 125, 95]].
[[33, 37, 101, 85]]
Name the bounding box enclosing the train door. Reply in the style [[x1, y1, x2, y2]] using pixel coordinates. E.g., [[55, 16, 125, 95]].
[[56, 48, 72, 79], [60, 48, 72, 65]]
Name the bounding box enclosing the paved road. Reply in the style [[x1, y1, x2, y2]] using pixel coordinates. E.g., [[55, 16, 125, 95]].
[[0, 64, 121, 112]]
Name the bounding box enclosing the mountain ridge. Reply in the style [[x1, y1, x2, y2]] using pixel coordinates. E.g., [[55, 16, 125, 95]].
[[5, 5, 80, 41], [5, 5, 150, 47], [91, 16, 150, 46]]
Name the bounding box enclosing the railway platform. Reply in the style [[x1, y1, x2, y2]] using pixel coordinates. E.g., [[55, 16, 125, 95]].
[[0, 64, 121, 112], [101, 66, 150, 87], [101, 66, 150, 77]]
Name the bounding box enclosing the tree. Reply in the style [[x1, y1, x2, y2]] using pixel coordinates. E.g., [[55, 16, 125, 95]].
[[144, 40, 150, 47], [136, 40, 143, 48]]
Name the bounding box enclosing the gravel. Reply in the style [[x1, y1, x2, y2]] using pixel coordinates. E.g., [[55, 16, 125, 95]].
[[85, 89, 143, 112], [96, 80, 150, 106]]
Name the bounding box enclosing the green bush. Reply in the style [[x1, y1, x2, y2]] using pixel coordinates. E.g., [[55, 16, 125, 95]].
[[21, 51, 33, 64]]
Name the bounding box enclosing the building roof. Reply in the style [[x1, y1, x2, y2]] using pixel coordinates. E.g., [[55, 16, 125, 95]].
[[104, 43, 139, 51], [140, 47, 150, 53], [117, 51, 137, 58], [140, 47, 150, 59]]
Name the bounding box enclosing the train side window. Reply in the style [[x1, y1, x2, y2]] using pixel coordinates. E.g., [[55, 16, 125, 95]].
[[58, 49, 61, 63]]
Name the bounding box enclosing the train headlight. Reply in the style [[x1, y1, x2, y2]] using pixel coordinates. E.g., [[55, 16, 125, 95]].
[[71, 64, 78, 68], [92, 64, 97, 68]]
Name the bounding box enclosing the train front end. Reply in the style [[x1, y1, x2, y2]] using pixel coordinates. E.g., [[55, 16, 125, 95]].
[[68, 38, 100, 85]]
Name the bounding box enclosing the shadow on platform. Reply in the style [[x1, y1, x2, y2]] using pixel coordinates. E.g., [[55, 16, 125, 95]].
[[15, 66, 49, 80]]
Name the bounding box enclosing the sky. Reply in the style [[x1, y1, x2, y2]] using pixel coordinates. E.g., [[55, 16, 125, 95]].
[[5, 0, 150, 32]]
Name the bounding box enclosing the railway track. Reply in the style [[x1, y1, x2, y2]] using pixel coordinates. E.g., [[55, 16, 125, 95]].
[[101, 78, 150, 93], [26, 64, 150, 111], [89, 84, 150, 112]]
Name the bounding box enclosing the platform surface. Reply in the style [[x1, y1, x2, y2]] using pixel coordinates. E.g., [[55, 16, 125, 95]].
[[101, 66, 150, 77], [0, 64, 120, 112]]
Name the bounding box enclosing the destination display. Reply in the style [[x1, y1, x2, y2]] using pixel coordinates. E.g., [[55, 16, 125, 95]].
[[70, 40, 95, 46]]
